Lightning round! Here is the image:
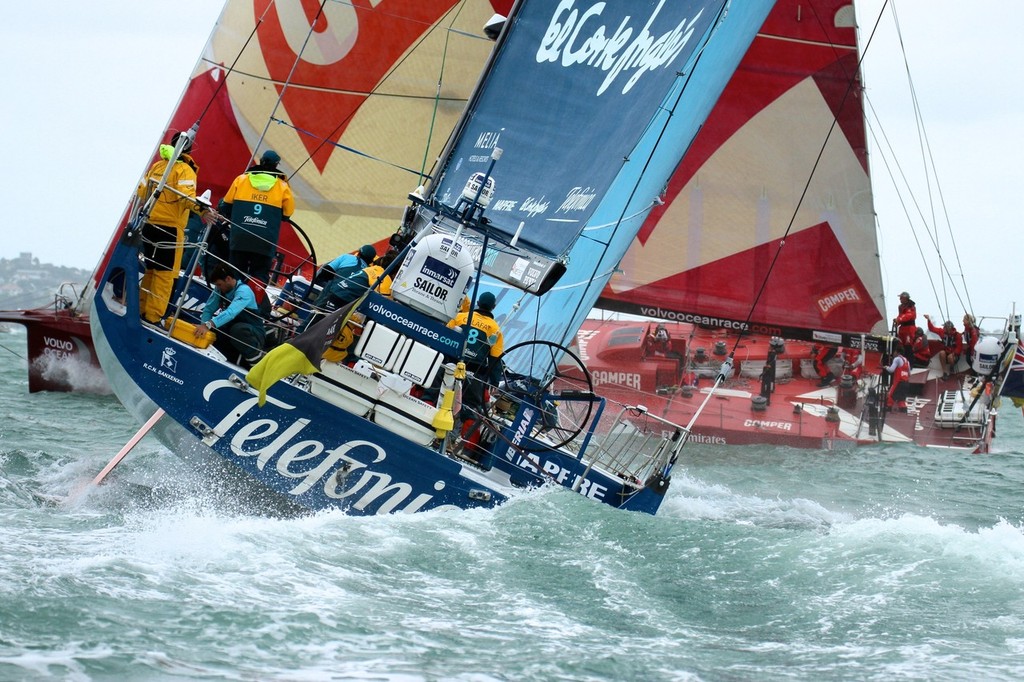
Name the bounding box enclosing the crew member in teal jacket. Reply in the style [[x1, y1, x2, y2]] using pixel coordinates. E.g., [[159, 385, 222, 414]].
[[195, 264, 267, 367], [221, 149, 295, 284]]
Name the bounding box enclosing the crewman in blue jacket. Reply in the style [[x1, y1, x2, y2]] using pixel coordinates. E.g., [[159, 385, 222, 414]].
[[194, 264, 267, 367]]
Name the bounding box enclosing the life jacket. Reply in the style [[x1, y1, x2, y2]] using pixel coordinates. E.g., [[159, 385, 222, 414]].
[[893, 356, 910, 383], [448, 309, 504, 375], [963, 325, 979, 353], [896, 301, 917, 329]]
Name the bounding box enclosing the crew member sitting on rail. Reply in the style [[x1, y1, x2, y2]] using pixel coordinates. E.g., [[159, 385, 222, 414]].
[[194, 264, 267, 368], [925, 314, 963, 378]]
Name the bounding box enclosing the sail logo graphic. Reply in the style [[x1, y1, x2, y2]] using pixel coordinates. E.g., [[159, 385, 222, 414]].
[[521, 196, 549, 218], [817, 287, 862, 316], [421, 256, 458, 288], [575, 329, 599, 361], [475, 131, 501, 149], [537, 0, 706, 95], [557, 187, 596, 213]]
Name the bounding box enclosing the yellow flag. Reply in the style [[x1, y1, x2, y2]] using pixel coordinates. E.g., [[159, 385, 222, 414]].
[[246, 343, 319, 406]]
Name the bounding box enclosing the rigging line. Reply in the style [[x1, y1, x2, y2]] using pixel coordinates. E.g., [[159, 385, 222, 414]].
[[0, 340, 26, 362], [288, 1, 481, 183], [728, 2, 889, 356], [887, 2, 973, 317], [892, 3, 971, 318], [553, 0, 735, 354], [798, 0, 856, 80], [418, 1, 471, 185], [271, 116, 434, 179], [864, 102, 944, 318], [253, 1, 328, 171], [582, 201, 660, 233], [864, 95, 970, 322], [890, 2, 946, 314]]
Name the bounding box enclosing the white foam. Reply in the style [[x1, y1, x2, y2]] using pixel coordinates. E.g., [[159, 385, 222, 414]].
[[33, 353, 110, 394]]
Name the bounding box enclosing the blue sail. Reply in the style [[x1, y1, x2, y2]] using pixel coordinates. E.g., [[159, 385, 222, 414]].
[[481, 1, 778, 354], [428, 0, 731, 259]]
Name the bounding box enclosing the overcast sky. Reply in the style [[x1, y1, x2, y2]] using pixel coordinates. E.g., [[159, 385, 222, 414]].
[[1, 1, 1020, 325]]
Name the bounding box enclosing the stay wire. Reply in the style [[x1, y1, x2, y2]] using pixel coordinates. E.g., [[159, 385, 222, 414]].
[[864, 99, 970, 323], [193, 1, 273, 127], [863, 103, 942, 313], [885, 1, 974, 319], [251, 1, 327, 173], [0, 340, 26, 362]]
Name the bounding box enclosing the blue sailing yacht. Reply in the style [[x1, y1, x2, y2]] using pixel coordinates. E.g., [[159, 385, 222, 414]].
[[90, 0, 775, 516]]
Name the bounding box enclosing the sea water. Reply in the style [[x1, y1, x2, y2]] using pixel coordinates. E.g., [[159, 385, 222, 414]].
[[1, 328, 1023, 681]]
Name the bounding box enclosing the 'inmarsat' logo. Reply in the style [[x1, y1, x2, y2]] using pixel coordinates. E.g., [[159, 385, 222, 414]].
[[161, 347, 178, 373]]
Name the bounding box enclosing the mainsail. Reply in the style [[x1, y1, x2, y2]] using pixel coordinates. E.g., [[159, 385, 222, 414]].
[[597, 0, 887, 341], [469, 1, 779, 353]]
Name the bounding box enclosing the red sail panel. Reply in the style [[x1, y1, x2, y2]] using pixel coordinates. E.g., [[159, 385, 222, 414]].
[[599, 0, 886, 337]]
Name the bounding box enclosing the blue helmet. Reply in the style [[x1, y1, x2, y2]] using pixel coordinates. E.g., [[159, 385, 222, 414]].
[[260, 149, 281, 167], [358, 244, 377, 264], [477, 291, 496, 311]]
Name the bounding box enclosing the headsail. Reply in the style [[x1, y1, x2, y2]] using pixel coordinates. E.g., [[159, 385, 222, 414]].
[[596, 0, 887, 341], [93, 0, 512, 281]]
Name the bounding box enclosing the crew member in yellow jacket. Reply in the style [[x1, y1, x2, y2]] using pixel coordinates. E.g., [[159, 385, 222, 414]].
[[137, 132, 211, 323], [221, 149, 295, 285], [446, 291, 504, 466]]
